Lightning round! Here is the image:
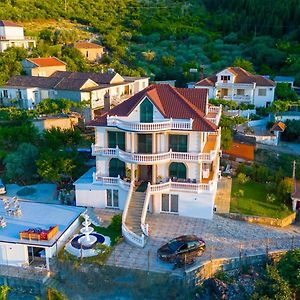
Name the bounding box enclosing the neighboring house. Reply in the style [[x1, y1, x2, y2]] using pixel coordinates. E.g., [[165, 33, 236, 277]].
[[276, 111, 300, 122], [193, 67, 276, 107], [0, 70, 149, 119], [222, 142, 255, 164], [0, 201, 83, 269], [0, 20, 36, 52], [264, 75, 295, 88], [21, 57, 67, 77], [74, 84, 222, 248], [71, 42, 104, 62], [270, 121, 286, 146], [292, 180, 300, 212], [32, 114, 78, 133]]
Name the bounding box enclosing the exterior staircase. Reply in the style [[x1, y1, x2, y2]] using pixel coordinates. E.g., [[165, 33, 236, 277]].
[[125, 191, 146, 237]]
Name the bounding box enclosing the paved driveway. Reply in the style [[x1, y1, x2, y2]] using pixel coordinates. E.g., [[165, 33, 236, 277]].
[[106, 214, 300, 273]]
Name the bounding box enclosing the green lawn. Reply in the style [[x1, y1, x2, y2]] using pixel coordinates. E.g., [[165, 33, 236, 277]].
[[230, 179, 292, 219]]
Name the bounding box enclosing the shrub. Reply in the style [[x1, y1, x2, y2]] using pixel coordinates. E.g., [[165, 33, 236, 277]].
[[234, 189, 244, 197], [110, 214, 122, 232], [266, 193, 276, 203], [236, 163, 246, 175], [237, 173, 249, 185]]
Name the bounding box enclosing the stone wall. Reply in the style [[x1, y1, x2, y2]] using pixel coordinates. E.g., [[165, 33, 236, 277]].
[[184, 250, 287, 287], [218, 212, 296, 227]]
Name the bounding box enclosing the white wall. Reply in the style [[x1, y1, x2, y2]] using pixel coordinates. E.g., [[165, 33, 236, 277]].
[[0, 243, 28, 267], [2, 26, 24, 39], [216, 69, 235, 84], [253, 86, 275, 107]]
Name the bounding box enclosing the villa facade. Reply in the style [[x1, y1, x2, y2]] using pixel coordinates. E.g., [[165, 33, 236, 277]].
[[193, 67, 276, 107], [74, 84, 222, 247], [0, 20, 36, 52]]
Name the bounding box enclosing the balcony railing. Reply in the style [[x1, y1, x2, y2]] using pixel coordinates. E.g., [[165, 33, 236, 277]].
[[92, 173, 131, 189], [0, 35, 35, 41], [91, 145, 218, 164], [207, 105, 222, 125], [106, 116, 193, 132]]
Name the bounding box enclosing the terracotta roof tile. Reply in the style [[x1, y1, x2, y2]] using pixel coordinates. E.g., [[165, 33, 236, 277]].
[[270, 121, 286, 132], [89, 84, 218, 132], [223, 142, 255, 161], [27, 57, 66, 67]]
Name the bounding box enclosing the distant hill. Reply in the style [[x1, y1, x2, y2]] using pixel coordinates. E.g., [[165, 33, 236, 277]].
[[0, 0, 300, 85]]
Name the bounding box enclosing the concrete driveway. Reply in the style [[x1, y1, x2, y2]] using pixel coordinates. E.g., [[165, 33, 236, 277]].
[[106, 213, 300, 274]]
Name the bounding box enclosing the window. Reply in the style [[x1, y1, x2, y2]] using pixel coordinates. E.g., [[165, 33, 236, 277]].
[[17, 89, 22, 99], [258, 88, 267, 96], [161, 194, 179, 213], [86, 51, 89, 58], [3, 90, 8, 98], [138, 134, 152, 153], [140, 98, 153, 123], [169, 162, 187, 179], [236, 89, 245, 96], [221, 75, 230, 82], [108, 131, 125, 150], [109, 158, 126, 178], [169, 135, 188, 152], [106, 189, 119, 208]]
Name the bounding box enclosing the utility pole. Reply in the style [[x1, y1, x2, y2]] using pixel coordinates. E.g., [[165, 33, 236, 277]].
[[293, 160, 296, 179]]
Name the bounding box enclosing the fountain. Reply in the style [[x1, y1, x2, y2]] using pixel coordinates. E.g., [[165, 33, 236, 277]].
[[65, 212, 111, 257], [78, 213, 97, 247]]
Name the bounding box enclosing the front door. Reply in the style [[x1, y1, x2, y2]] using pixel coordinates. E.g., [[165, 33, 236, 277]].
[[138, 165, 152, 182]]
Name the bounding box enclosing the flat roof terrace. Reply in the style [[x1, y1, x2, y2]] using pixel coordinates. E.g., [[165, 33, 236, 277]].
[[0, 200, 84, 247]]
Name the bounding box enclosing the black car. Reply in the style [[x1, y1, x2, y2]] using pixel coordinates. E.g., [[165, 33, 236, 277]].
[[157, 235, 206, 263]]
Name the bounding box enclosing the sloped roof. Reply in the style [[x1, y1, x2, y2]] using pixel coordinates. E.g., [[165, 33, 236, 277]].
[[89, 84, 217, 132], [51, 71, 122, 85], [26, 57, 66, 67], [0, 20, 22, 27], [73, 42, 103, 49], [223, 142, 255, 161], [270, 121, 286, 132], [6, 76, 61, 89], [195, 67, 275, 87]]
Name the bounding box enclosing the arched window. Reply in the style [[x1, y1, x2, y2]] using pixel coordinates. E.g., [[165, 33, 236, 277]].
[[169, 162, 187, 180], [109, 158, 125, 178], [140, 98, 153, 123]]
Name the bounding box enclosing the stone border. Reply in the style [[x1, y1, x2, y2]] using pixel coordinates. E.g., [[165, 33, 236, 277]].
[[217, 212, 296, 227]]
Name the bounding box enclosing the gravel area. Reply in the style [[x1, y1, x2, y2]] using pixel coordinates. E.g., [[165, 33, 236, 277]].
[[106, 213, 300, 273]]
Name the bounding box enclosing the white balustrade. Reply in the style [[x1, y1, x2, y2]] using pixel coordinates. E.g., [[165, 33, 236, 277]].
[[106, 116, 193, 132], [92, 173, 130, 189], [140, 183, 151, 237]]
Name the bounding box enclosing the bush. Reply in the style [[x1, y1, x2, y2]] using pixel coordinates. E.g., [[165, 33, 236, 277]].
[[234, 189, 244, 197], [266, 193, 276, 203], [237, 173, 249, 184], [110, 214, 122, 232]]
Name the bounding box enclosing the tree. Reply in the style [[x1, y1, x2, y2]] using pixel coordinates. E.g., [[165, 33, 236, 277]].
[[4, 143, 39, 183], [47, 288, 68, 300], [276, 177, 294, 202], [37, 150, 76, 184], [269, 100, 291, 115], [277, 249, 300, 292], [36, 98, 80, 115], [275, 83, 298, 101], [221, 127, 233, 150], [0, 285, 10, 300], [252, 265, 294, 300], [233, 57, 255, 73]]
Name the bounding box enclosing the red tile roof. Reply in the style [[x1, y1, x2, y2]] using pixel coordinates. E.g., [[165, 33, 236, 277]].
[[89, 84, 218, 132], [195, 67, 275, 87], [223, 142, 255, 161], [27, 57, 66, 67], [270, 121, 286, 132], [73, 42, 103, 49], [0, 20, 22, 27]]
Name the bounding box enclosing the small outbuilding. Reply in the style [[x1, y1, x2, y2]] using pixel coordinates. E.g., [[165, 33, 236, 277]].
[[0, 200, 84, 270], [71, 42, 104, 62]]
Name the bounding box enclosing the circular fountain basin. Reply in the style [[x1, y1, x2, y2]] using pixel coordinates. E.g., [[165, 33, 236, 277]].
[[65, 233, 111, 257], [78, 234, 97, 247]]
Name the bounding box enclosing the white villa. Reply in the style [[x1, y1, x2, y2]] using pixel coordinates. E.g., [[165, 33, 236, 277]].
[[193, 67, 276, 107], [74, 84, 222, 247], [0, 20, 36, 52]]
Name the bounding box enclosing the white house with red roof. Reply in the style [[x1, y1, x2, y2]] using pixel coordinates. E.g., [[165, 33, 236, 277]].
[[0, 20, 36, 52], [193, 67, 276, 107], [74, 84, 222, 247], [21, 57, 67, 77]]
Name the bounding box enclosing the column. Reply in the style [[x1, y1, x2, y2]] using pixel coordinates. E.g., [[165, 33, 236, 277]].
[[152, 164, 157, 184], [131, 163, 136, 182], [131, 132, 135, 153]]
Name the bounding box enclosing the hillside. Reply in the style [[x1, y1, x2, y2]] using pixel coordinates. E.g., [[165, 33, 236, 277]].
[[0, 0, 300, 85]]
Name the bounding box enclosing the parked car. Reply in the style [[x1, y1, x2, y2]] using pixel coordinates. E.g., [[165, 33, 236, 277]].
[[0, 179, 6, 195], [157, 235, 205, 263]]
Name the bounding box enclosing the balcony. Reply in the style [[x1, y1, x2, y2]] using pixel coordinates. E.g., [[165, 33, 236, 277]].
[[207, 105, 222, 125], [92, 173, 131, 189], [92, 145, 219, 164], [106, 116, 193, 132]]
